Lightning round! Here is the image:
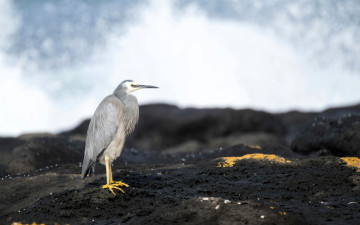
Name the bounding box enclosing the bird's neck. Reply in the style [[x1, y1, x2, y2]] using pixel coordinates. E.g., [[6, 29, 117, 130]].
[[114, 91, 130, 104]]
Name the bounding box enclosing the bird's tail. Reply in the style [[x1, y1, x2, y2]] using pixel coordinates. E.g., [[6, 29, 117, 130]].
[[81, 159, 95, 179]]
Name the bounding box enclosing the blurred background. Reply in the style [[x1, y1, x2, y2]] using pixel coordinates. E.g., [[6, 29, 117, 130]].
[[0, 0, 359, 136]]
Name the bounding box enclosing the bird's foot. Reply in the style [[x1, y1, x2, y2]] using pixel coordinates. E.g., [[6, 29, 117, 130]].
[[111, 180, 129, 187], [102, 183, 126, 195]]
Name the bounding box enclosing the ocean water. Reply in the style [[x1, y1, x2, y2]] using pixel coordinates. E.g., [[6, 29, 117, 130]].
[[0, 0, 359, 136]]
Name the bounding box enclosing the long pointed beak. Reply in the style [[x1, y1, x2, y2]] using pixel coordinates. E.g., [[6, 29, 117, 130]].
[[138, 84, 159, 89]]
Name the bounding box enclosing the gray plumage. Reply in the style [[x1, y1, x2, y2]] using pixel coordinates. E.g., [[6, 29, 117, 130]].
[[81, 80, 158, 179]]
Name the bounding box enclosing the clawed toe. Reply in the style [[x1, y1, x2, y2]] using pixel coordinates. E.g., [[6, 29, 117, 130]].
[[111, 181, 129, 187], [102, 184, 126, 195]]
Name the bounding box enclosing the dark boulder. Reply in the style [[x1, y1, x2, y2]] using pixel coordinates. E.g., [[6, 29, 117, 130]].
[[291, 114, 360, 156], [126, 104, 286, 151], [278, 104, 360, 141], [0, 137, 27, 176], [2, 136, 84, 175]]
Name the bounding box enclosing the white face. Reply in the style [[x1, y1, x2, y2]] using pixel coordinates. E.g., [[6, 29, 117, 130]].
[[119, 80, 158, 94], [122, 80, 140, 93]]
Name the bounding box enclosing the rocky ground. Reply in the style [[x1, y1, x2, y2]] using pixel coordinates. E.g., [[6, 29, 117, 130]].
[[1, 103, 360, 225]]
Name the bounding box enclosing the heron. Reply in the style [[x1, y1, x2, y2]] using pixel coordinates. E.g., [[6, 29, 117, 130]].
[[81, 80, 158, 195]]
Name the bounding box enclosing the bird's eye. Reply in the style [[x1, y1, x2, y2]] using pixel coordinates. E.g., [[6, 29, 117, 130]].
[[131, 84, 137, 88]]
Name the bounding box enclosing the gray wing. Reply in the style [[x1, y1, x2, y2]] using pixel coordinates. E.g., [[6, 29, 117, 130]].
[[123, 95, 139, 135], [81, 95, 123, 179]]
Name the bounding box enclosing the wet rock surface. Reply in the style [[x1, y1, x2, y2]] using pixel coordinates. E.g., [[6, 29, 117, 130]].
[[1, 103, 360, 224]]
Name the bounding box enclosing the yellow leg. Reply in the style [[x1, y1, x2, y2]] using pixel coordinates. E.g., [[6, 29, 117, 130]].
[[101, 156, 129, 195], [109, 161, 113, 183], [109, 161, 129, 187]]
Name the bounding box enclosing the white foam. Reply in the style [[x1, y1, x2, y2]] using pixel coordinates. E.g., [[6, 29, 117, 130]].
[[94, 1, 360, 110]]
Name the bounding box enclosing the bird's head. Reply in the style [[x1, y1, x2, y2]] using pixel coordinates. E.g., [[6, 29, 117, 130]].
[[116, 80, 158, 94]]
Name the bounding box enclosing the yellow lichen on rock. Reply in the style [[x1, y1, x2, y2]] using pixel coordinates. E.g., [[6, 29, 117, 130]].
[[11, 223, 46, 225], [217, 157, 241, 167], [217, 154, 292, 167], [340, 157, 360, 172]]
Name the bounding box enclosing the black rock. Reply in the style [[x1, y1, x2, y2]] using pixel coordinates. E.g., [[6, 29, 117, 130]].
[[2, 104, 360, 225], [278, 104, 360, 141], [1, 136, 84, 175], [127, 104, 287, 151], [0, 137, 27, 175], [291, 113, 360, 156], [2, 154, 359, 225]]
